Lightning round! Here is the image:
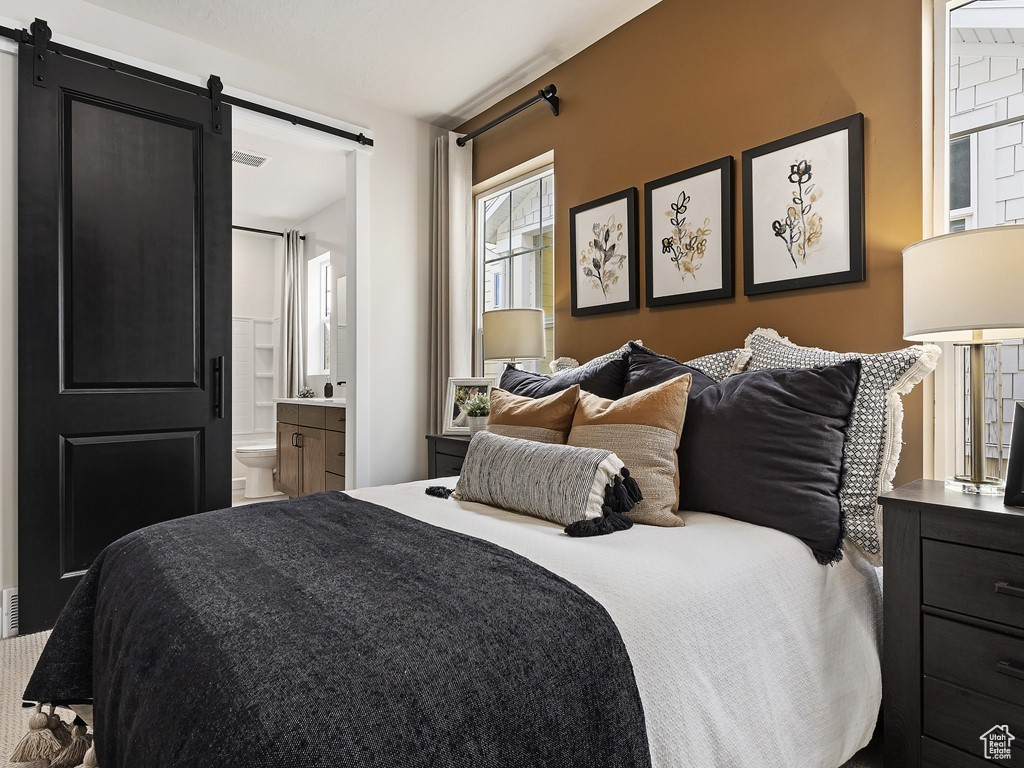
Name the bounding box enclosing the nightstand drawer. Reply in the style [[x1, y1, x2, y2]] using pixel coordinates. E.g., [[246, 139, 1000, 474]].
[[434, 451, 464, 478], [923, 540, 1024, 630], [924, 615, 1024, 705], [923, 677, 1024, 763]]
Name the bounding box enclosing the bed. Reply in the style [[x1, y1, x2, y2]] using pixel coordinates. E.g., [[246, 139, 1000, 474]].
[[21, 480, 881, 768], [18, 330, 940, 768]]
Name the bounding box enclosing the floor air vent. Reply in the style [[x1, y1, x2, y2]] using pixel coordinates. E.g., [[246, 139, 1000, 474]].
[[231, 149, 271, 168], [2, 587, 17, 638]]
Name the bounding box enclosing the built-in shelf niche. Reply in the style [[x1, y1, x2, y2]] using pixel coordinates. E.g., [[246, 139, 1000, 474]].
[[233, 317, 278, 435]]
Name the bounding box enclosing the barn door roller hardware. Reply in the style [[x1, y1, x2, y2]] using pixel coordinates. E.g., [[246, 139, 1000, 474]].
[[29, 18, 51, 87], [0, 19, 375, 148], [208, 75, 224, 134], [456, 84, 559, 147]]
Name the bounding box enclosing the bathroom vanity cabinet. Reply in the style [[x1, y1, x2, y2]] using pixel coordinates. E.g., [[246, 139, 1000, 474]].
[[275, 403, 346, 496]]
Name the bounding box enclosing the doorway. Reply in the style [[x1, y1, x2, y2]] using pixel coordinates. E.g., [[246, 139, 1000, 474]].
[[229, 110, 353, 500]]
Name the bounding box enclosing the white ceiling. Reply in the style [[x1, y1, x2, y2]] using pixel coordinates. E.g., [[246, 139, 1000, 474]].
[[82, 0, 660, 125], [232, 111, 347, 231]]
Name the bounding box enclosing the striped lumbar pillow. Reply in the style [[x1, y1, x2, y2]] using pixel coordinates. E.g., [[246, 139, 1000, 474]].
[[452, 430, 639, 535], [486, 385, 579, 444], [568, 374, 692, 527]]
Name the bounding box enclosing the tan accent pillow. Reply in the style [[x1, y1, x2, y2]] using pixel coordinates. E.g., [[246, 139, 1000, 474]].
[[567, 374, 692, 527], [486, 385, 580, 444]]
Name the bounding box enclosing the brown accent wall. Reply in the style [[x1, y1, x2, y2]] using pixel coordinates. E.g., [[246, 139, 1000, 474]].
[[459, 0, 927, 483]]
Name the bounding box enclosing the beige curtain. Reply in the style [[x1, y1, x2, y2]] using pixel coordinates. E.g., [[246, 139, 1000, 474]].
[[278, 230, 305, 398], [429, 133, 474, 433]]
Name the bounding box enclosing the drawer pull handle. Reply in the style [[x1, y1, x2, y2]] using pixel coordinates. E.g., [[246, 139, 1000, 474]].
[[997, 660, 1024, 681], [337, 452, 344, 457], [995, 581, 1024, 598]]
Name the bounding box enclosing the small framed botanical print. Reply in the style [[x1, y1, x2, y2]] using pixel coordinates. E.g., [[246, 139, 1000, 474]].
[[570, 188, 639, 316], [644, 156, 734, 307], [742, 113, 865, 296]]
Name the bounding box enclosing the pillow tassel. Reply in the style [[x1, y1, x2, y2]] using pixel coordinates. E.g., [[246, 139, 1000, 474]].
[[425, 486, 454, 499], [621, 468, 643, 504]]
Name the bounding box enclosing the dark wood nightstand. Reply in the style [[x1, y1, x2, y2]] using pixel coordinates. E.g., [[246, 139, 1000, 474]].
[[881, 480, 1024, 767], [426, 434, 471, 479]]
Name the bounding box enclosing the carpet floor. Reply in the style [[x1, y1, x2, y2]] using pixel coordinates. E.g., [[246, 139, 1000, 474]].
[[1, 631, 882, 767]]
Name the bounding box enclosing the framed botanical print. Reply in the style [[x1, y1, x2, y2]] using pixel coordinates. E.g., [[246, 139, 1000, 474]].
[[644, 156, 734, 306], [742, 113, 865, 296], [570, 188, 639, 316]]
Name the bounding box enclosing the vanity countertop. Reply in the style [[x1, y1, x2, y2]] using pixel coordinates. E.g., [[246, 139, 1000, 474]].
[[275, 397, 347, 407]]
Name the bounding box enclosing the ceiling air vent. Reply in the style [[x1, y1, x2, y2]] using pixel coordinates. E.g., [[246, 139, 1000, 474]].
[[232, 149, 271, 168]]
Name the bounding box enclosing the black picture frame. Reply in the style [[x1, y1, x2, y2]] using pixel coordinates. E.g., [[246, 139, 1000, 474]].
[[644, 156, 734, 307], [569, 188, 639, 316], [741, 113, 865, 296], [1004, 402, 1024, 507]]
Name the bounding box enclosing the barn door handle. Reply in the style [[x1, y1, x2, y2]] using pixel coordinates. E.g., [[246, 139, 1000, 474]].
[[995, 581, 1024, 599], [213, 356, 225, 419], [996, 660, 1024, 680]]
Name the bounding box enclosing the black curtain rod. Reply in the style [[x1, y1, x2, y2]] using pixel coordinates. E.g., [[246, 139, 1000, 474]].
[[0, 22, 373, 148], [456, 84, 559, 148], [233, 225, 305, 240]]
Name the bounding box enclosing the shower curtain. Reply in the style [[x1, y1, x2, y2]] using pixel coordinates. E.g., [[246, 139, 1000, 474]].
[[279, 230, 305, 398]]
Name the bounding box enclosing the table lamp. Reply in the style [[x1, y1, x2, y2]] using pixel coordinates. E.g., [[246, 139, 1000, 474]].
[[903, 224, 1024, 494], [482, 308, 546, 368]]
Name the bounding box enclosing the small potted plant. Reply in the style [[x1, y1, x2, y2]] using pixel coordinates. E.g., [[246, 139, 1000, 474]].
[[463, 392, 490, 435]]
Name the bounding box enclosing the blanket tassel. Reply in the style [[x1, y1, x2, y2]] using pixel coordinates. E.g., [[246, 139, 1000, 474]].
[[10, 703, 62, 763], [69, 744, 99, 768], [48, 702, 74, 747], [51, 724, 93, 768]]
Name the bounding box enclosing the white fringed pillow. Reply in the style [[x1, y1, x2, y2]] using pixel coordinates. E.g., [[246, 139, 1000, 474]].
[[745, 328, 941, 562]]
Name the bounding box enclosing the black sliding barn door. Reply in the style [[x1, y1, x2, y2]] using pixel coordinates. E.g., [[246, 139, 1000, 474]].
[[18, 33, 232, 633]]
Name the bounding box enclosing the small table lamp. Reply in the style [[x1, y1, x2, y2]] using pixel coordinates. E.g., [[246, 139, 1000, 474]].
[[482, 308, 546, 368], [903, 225, 1024, 494]]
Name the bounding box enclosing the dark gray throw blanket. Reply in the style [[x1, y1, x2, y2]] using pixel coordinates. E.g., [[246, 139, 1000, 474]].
[[25, 492, 651, 768]]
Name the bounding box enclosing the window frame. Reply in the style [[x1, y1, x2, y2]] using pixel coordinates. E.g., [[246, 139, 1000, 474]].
[[306, 251, 332, 377], [472, 164, 555, 378]]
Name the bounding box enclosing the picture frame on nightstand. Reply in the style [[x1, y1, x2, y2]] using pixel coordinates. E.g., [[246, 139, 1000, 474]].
[[1004, 401, 1024, 507], [442, 377, 494, 436]]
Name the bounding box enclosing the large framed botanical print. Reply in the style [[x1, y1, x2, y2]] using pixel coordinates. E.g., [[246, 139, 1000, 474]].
[[644, 157, 733, 306], [570, 188, 639, 316], [742, 113, 865, 296]]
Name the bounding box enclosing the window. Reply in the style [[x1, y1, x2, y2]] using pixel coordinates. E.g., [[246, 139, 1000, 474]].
[[936, 0, 1024, 479], [475, 168, 555, 378], [307, 251, 331, 375]]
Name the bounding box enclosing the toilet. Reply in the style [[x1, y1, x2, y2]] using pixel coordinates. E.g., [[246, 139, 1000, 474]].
[[234, 443, 278, 498]]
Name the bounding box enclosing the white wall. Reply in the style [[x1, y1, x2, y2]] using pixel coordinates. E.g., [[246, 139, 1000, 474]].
[[0, 1, 432, 594], [0, 45, 16, 595], [232, 230, 278, 319]]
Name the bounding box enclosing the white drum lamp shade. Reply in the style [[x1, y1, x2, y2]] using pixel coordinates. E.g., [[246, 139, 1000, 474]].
[[903, 225, 1024, 343], [482, 308, 546, 362], [903, 224, 1024, 492]]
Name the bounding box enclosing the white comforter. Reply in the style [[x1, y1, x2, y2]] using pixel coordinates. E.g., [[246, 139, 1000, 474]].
[[347, 479, 882, 768]]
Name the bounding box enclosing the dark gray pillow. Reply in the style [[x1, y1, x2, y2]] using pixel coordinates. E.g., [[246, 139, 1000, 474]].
[[678, 361, 861, 565], [622, 347, 718, 398], [499, 355, 628, 400]]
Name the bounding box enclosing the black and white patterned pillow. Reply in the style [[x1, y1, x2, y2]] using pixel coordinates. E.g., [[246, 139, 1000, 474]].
[[745, 328, 941, 562], [685, 348, 752, 381]]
